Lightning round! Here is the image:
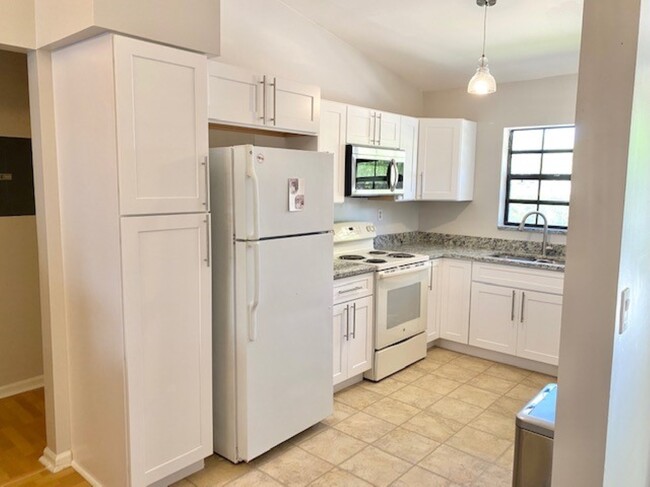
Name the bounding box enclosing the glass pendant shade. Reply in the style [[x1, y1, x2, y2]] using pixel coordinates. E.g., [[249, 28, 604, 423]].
[[467, 56, 497, 95]]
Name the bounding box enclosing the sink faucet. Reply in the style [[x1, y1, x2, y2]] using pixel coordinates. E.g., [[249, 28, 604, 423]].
[[518, 211, 549, 257]]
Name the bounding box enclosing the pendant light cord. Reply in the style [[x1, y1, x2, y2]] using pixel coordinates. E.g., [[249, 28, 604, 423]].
[[481, 2, 488, 60]]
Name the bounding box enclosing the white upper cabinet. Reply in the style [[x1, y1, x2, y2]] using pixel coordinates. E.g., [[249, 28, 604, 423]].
[[208, 62, 264, 127], [208, 61, 320, 135], [114, 36, 208, 216], [396, 116, 419, 202], [318, 100, 347, 203], [346, 105, 401, 148], [417, 119, 477, 201]]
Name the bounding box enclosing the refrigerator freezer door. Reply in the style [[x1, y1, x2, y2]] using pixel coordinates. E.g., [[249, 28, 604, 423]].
[[234, 232, 333, 461], [231, 146, 333, 240]]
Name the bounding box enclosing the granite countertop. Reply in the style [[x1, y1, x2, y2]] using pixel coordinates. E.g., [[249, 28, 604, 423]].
[[333, 260, 375, 280], [333, 231, 566, 280]]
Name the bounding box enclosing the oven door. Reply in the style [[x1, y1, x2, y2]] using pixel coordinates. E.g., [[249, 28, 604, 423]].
[[346, 145, 405, 197], [375, 262, 430, 350]]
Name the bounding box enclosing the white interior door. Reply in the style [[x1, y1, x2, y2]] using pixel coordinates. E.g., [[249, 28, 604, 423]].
[[114, 36, 208, 216], [235, 233, 333, 461], [517, 291, 563, 365], [469, 283, 518, 355], [208, 61, 264, 127], [121, 213, 212, 486], [232, 146, 333, 240], [269, 77, 320, 134], [333, 303, 349, 386]]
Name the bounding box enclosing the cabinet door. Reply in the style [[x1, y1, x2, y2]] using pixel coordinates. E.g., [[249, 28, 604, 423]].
[[319, 100, 347, 203], [333, 303, 349, 386], [396, 116, 419, 202], [469, 283, 518, 355], [347, 296, 374, 377], [346, 106, 376, 145], [121, 213, 212, 486], [426, 260, 441, 342], [418, 119, 475, 201], [114, 36, 208, 216], [208, 61, 264, 127], [376, 111, 401, 148], [268, 77, 320, 134], [439, 259, 472, 344], [517, 291, 563, 365]]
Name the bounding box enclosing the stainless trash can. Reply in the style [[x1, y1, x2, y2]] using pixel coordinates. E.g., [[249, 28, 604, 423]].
[[513, 383, 557, 487]]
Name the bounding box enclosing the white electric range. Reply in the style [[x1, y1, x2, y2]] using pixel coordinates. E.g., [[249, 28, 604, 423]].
[[334, 222, 430, 381]]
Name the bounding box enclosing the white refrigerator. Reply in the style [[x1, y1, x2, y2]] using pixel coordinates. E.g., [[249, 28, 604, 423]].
[[210, 145, 334, 462]]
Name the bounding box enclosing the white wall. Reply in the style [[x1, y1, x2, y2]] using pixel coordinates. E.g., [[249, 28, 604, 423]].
[[0, 50, 43, 390], [419, 75, 578, 244], [552, 0, 650, 485], [0, 0, 35, 51], [218, 0, 423, 116], [334, 199, 419, 236]]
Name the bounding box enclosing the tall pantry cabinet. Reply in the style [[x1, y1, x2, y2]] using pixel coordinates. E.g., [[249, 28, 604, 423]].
[[52, 34, 212, 486]]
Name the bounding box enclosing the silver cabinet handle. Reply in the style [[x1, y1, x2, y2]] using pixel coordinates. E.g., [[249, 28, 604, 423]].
[[351, 303, 357, 339], [338, 286, 364, 295], [259, 76, 267, 123], [203, 156, 211, 210], [269, 77, 277, 125], [511, 290, 516, 321], [370, 112, 377, 145], [377, 113, 383, 146], [419, 172, 424, 199], [520, 292, 526, 323], [344, 304, 350, 341], [204, 217, 211, 267]]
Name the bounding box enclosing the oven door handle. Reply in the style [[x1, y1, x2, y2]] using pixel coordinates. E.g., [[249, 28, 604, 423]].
[[377, 262, 431, 280]]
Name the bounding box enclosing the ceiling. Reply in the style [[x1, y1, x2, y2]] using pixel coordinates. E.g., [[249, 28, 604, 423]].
[[279, 0, 583, 92]]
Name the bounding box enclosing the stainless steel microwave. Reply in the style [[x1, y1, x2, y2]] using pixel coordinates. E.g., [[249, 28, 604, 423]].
[[345, 145, 406, 197]]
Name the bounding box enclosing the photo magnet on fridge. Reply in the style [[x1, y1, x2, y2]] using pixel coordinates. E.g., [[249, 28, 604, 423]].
[[288, 178, 305, 212]]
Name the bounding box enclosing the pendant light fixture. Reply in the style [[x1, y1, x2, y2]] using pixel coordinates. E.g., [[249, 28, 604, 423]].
[[467, 0, 497, 95]]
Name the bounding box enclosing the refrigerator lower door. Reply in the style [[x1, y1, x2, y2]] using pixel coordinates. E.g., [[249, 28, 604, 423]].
[[234, 232, 333, 461]]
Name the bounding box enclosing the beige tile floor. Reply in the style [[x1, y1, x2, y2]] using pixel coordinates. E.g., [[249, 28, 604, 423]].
[[174, 347, 555, 487]]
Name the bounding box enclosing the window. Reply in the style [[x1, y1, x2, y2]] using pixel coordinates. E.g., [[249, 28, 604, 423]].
[[503, 125, 575, 230]]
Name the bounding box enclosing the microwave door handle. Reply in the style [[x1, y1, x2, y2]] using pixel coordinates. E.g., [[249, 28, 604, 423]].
[[390, 159, 398, 191]]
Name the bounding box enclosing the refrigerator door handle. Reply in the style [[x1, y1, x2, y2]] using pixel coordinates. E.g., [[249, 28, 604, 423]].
[[248, 242, 261, 341], [246, 153, 261, 240]]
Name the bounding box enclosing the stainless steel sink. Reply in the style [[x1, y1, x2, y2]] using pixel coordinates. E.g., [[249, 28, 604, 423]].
[[489, 253, 565, 266]]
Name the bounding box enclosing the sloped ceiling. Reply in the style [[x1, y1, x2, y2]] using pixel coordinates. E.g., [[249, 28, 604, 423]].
[[279, 0, 583, 92]]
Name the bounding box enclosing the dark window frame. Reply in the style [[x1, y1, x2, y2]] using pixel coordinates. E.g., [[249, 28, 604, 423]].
[[503, 125, 574, 230]]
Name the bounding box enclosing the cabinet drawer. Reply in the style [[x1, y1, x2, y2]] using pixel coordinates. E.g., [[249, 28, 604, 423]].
[[472, 262, 564, 295], [333, 273, 374, 304]]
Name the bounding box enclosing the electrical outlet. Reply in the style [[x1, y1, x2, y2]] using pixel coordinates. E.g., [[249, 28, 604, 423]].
[[377, 209, 384, 221], [619, 287, 631, 334]]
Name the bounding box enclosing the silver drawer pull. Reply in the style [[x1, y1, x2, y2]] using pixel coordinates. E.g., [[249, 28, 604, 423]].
[[337, 286, 364, 295]]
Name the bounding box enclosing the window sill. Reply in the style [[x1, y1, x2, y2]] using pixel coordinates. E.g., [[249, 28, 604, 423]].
[[497, 224, 568, 236]]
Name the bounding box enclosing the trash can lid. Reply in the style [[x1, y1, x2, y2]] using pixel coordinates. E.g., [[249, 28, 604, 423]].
[[516, 383, 557, 438]]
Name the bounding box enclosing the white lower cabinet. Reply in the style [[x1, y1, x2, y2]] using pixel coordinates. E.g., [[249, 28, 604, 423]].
[[426, 259, 442, 342], [439, 259, 472, 344], [333, 275, 374, 386], [469, 263, 563, 366]]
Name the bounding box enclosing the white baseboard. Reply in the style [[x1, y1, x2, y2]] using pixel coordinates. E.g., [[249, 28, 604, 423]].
[[0, 375, 44, 399], [431, 339, 559, 376], [40, 447, 72, 473], [72, 461, 102, 487]]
